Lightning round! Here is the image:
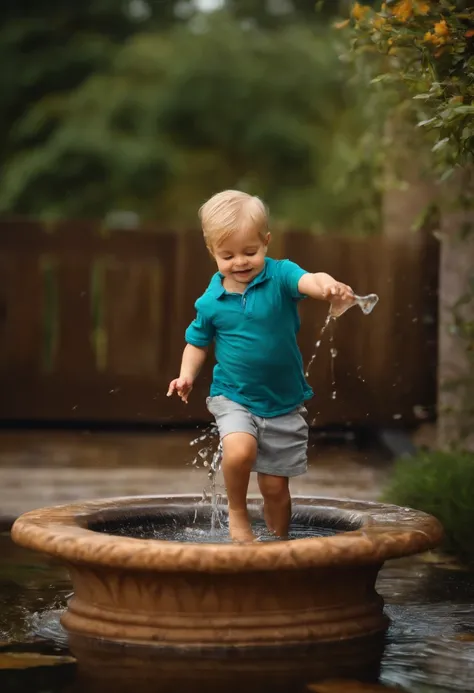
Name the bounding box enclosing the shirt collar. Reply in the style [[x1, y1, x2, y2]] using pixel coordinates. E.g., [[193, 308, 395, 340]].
[[210, 257, 273, 299]]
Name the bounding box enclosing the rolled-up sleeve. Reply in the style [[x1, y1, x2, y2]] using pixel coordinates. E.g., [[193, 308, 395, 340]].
[[278, 259, 308, 299], [185, 307, 215, 347]]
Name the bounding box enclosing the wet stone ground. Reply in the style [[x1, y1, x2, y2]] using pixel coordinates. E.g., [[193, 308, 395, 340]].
[[0, 429, 389, 521], [1, 429, 474, 692]]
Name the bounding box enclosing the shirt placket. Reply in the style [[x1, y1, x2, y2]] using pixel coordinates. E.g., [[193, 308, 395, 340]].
[[241, 286, 254, 315]]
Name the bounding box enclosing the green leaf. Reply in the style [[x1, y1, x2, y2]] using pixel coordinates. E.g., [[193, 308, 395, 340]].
[[452, 105, 474, 115], [432, 137, 450, 152], [440, 167, 455, 182], [418, 117, 437, 127], [440, 108, 456, 121], [370, 73, 392, 84]]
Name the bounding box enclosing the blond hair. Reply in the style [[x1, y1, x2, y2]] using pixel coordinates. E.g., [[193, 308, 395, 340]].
[[199, 190, 268, 250]]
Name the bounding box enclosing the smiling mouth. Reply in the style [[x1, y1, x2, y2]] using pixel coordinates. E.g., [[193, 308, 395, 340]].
[[234, 269, 252, 275]]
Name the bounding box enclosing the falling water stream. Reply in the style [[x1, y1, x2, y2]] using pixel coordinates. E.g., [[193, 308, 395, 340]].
[[304, 313, 334, 379], [306, 292, 379, 394]]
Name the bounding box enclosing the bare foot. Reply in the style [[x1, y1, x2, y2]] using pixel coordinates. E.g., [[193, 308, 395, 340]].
[[228, 508, 255, 543]]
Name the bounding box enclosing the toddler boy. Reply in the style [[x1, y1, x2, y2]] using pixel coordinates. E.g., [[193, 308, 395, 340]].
[[168, 191, 353, 542]]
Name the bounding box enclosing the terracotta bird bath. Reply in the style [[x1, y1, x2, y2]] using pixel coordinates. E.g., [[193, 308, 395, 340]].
[[11, 495, 442, 692]]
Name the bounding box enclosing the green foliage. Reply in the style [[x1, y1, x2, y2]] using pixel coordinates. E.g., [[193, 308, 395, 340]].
[[0, 13, 383, 230], [341, 1, 474, 447], [345, 0, 474, 176], [0, 0, 194, 177], [383, 450, 474, 563]]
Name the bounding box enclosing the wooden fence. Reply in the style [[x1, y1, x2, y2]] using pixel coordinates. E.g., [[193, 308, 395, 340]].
[[0, 221, 439, 427]]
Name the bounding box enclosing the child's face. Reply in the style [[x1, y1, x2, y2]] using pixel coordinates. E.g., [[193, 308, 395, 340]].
[[212, 226, 270, 287]]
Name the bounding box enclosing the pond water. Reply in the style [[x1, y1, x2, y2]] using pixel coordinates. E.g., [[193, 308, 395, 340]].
[[1, 530, 474, 693]]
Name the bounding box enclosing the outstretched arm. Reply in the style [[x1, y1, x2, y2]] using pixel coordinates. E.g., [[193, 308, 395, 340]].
[[167, 344, 208, 403], [298, 272, 353, 303]]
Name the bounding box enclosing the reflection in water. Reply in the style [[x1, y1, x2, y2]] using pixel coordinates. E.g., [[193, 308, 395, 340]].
[[378, 559, 474, 692], [2, 533, 474, 692]]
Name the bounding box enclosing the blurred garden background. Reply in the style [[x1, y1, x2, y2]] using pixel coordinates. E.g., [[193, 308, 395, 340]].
[[0, 0, 473, 561]]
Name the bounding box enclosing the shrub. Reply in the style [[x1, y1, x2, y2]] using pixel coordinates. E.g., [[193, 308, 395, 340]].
[[346, 0, 474, 172], [383, 450, 474, 564]]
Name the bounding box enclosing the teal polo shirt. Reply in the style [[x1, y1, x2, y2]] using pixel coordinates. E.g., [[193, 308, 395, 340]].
[[185, 257, 314, 418]]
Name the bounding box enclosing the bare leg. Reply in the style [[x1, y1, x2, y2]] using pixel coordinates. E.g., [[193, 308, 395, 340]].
[[257, 473, 291, 538], [222, 433, 257, 543]]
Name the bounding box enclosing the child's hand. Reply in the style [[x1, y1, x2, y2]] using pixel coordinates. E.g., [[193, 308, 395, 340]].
[[320, 280, 354, 302], [167, 377, 193, 403], [321, 281, 355, 318]]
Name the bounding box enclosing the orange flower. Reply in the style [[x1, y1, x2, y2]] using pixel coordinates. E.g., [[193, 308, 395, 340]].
[[333, 18, 350, 29], [392, 0, 413, 21], [351, 2, 371, 21], [466, 29, 474, 38], [434, 19, 449, 36], [373, 15, 386, 30], [424, 31, 446, 46], [415, 1, 430, 14]]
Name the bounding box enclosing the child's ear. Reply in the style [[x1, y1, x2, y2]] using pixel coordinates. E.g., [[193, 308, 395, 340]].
[[264, 232, 271, 252]]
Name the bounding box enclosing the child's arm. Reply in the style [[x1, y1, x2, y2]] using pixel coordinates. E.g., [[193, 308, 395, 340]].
[[167, 344, 208, 403], [298, 272, 353, 303]]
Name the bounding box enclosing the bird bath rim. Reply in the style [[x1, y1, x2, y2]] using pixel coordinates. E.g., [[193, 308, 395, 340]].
[[11, 494, 443, 573]]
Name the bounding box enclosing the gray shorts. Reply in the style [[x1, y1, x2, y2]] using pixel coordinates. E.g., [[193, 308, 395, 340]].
[[206, 396, 309, 477]]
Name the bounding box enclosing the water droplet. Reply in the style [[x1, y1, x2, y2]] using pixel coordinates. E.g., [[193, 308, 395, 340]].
[[393, 413, 402, 420], [331, 391, 336, 400], [413, 405, 429, 420]]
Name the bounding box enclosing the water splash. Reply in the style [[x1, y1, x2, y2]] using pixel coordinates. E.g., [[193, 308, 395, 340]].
[[208, 443, 224, 534], [190, 425, 224, 535], [189, 424, 218, 469], [113, 519, 341, 543]]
